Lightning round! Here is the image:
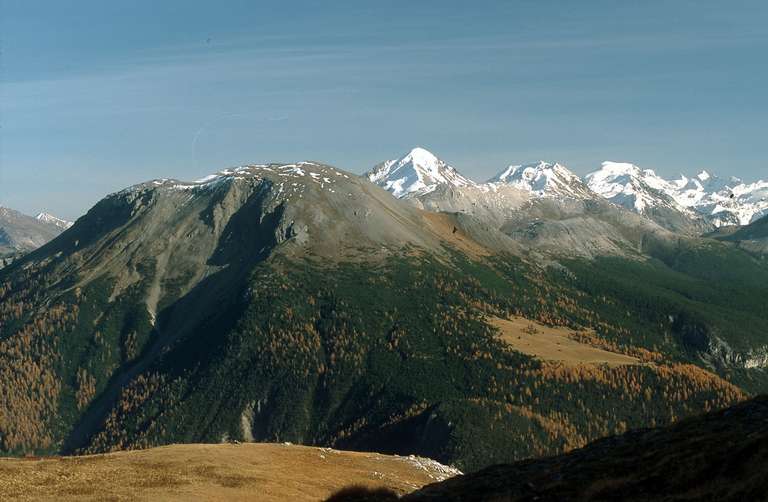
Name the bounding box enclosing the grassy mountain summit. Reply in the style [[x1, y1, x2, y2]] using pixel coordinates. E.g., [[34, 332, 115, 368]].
[[0, 163, 766, 472]]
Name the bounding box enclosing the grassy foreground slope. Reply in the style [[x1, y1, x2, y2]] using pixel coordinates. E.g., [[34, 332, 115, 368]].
[[0, 443, 458, 501]]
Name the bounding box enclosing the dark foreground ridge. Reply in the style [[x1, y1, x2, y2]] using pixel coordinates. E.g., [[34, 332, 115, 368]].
[[405, 395, 768, 501], [329, 396, 768, 501]]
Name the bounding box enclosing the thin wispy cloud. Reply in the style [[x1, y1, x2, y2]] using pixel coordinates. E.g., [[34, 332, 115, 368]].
[[2, 0, 767, 219]]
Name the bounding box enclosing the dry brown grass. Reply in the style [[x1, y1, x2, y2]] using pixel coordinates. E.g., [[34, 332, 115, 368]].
[[0, 443, 458, 501], [489, 316, 642, 366], [421, 212, 490, 259]]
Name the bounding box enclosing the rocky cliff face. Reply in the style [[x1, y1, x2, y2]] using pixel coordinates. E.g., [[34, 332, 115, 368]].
[[701, 336, 768, 370]]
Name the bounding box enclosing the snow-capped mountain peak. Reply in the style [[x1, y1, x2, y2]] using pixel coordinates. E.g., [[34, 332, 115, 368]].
[[35, 212, 73, 229], [586, 161, 682, 213], [403, 147, 441, 171], [586, 162, 768, 226], [700, 177, 768, 226], [588, 161, 671, 190], [661, 169, 766, 225], [488, 160, 594, 200], [366, 147, 475, 198]]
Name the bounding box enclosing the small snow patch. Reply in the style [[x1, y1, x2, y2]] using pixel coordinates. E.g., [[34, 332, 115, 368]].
[[399, 455, 462, 481]]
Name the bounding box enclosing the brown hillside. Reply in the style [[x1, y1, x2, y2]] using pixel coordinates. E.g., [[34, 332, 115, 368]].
[[0, 443, 460, 501]]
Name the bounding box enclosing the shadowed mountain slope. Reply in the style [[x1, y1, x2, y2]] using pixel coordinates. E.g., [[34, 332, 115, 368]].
[[716, 214, 768, 255], [405, 395, 768, 501]]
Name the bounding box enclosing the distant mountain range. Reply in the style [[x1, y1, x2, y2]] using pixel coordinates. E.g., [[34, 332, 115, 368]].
[[587, 162, 768, 227], [367, 148, 691, 254], [367, 148, 768, 233], [35, 211, 74, 230], [0, 207, 72, 266]]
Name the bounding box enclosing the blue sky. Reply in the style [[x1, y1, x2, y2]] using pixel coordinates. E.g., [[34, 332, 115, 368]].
[[2, 0, 767, 219]]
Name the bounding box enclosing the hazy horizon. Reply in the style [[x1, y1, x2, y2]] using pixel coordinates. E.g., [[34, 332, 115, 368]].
[[3, 0, 768, 220]]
